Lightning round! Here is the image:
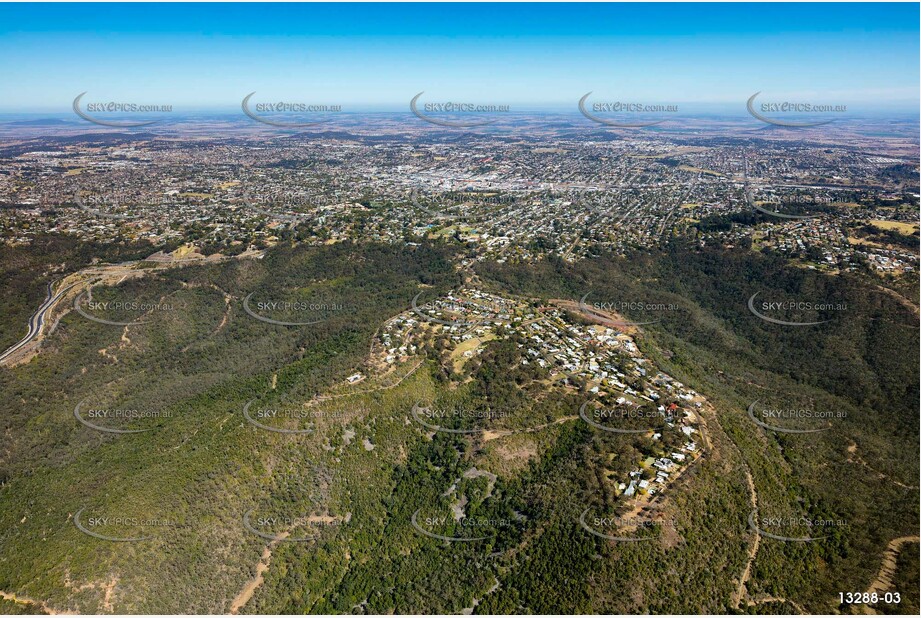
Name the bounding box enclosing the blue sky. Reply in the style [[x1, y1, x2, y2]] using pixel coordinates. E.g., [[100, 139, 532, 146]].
[[0, 2, 918, 112]]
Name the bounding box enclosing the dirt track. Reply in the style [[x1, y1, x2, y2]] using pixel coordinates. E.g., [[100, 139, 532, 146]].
[[867, 535, 920, 595]]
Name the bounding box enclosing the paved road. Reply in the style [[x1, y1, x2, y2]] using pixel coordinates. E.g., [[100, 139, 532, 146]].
[[0, 279, 78, 365], [0, 251, 265, 367]]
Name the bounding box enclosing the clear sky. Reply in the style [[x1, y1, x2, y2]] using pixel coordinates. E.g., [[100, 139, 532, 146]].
[[0, 2, 918, 112]]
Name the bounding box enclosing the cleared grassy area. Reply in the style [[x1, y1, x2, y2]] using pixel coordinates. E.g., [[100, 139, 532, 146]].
[[449, 333, 494, 372], [870, 220, 919, 235], [678, 165, 722, 177]]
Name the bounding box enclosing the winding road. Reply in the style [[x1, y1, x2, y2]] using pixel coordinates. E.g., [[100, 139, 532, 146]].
[[0, 279, 78, 365]]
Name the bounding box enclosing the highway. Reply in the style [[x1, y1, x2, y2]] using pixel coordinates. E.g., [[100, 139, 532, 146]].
[[0, 279, 78, 365], [0, 251, 265, 366]]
